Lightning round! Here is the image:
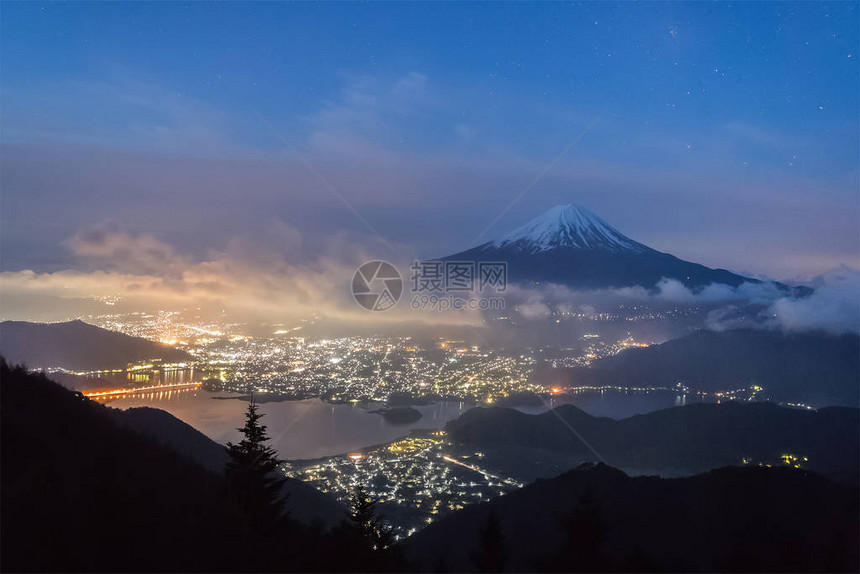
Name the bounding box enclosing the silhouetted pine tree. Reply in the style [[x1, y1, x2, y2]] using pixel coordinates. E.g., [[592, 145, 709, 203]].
[[225, 397, 287, 533], [349, 484, 394, 551], [471, 509, 506, 572]]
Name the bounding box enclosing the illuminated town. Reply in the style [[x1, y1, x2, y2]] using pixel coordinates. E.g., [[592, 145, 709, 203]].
[[285, 431, 522, 538], [70, 310, 638, 402], [61, 310, 781, 409]]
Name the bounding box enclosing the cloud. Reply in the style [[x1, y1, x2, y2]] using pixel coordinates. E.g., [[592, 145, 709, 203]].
[[305, 71, 435, 156], [65, 221, 190, 277], [592, 277, 785, 305], [501, 271, 859, 336], [700, 267, 860, 335], [704, 305, 751, 332], [766, 266, 860, 335], [1, 222, 486, 328], [514, 294, 552, 320], [5, 217, 858, 338]]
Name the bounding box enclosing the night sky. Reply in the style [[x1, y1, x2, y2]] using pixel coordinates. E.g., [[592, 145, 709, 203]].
[[1, 2, 857, 319]]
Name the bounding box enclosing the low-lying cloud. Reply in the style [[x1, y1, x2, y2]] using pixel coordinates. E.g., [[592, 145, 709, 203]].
[[503, 271, 860, 336], [766, 266, 860, 335], [2, 221, 857, 337], [0, 222, 484, 328], [66, 221, 191, 277]]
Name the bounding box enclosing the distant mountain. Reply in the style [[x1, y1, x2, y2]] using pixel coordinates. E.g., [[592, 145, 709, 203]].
[[36, 370, 114, 392], [491, 204, 650, 254], [0, 319, 191, 371], [402, 463, 858, 572], [578, 328, 860, 407], [108, 406, 347, 527], [443, 204, 802, 292], [446, 401, 859, 483]]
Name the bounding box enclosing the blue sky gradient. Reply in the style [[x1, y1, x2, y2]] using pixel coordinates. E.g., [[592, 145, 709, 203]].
[[2, 2, 858, 279]]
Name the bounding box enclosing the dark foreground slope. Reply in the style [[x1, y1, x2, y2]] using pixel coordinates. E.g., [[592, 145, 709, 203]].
[[107, 406, 347, 527], [402, 463, 859, 572], [0, 362, 375, 572], [0, 319, 191, 370], [447, 402, 859, 483], [579, 329, 860, 407]]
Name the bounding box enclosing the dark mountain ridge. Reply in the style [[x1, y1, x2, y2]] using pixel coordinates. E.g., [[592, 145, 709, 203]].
[[403, 462, 858, 572], [581, 328, 860, 407], [446, 401, 859, 483], [0, 319, 191, 371]]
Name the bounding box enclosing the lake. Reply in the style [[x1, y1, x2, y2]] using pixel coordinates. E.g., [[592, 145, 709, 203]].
[[528, 388, 698, 419], [105, 387, 693, 459], [107, 390, 470, 459]]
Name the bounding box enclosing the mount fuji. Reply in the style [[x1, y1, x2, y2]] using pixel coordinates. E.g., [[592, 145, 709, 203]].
[[442, 204, 795, 292]]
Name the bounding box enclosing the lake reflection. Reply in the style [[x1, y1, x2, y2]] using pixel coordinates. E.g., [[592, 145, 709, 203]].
[[519, 389, 695, 419], [106, 388, 692, 459], [107, 391, 471, 460]]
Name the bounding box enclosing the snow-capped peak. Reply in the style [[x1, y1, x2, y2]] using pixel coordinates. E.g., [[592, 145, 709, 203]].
[[490, 204, 647, 253]]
